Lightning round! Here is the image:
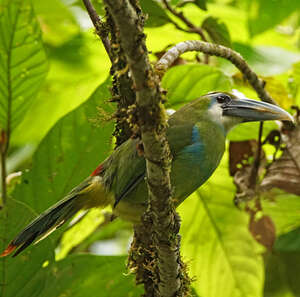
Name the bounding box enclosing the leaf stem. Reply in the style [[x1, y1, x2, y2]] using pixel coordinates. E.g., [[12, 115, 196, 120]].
[[0, 131, 7, 208], [249, 122, 264, 188]]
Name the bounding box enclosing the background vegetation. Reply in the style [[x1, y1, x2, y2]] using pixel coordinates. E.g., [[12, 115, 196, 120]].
[[0, 0, 299, 296]]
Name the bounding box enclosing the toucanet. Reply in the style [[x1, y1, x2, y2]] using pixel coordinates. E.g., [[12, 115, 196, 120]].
[[0, 92, 293, 257]]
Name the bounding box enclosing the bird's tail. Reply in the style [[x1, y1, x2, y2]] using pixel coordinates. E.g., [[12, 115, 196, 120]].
[[1, 176, 107, 257]]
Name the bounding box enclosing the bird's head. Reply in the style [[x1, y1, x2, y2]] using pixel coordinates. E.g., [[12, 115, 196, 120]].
[[200, 92, 294, 133]]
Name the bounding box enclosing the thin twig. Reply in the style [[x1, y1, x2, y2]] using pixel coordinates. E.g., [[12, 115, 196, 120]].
[[0, 153, 7, 208], [249, 122, 264, 188], [162, 0, 207, 41], [156, 40, 276, 105], [82, 0, 113, 63], [162, 0, 209, 63]]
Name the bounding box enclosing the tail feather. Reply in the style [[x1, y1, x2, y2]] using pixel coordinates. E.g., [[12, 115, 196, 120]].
[[1, 194, 79, 257]]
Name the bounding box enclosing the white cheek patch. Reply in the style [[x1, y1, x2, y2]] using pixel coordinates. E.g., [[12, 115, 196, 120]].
[[208, 103, 241, 132], [208, 103, 223, 123]]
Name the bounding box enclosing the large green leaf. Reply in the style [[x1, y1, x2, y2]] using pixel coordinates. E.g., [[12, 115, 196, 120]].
[[39, 255, 143, 297], [11, 32, 111, 146], [178, 153, 264, 297], [161, 64, 232, 108], [247, 0, 300, 37], [32, 0, 79, 46], [0, 198, 54, 297], [13, 78, 114, 224], [0, 0, 48, 131], [264, 252, 300, 297]]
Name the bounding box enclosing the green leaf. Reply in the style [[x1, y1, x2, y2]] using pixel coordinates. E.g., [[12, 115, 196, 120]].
[[291, 61, 300, 106], [0, 0, 48, 132], [231, 43, 300, 76], [38, 255, 143, 297], [32, 0, 80, 46], [0, 198, 54, 297], [264, 252, 300, 297], [262, 190, 300, 235], [12, 78, 114, 238], [178, 153, 264, 297], [247, 0, 300, 37], [202, 16, 231, 47], [140, 0, 171, 27], [194, 0, 207, 11], [161, 64, 232, 108], [11, 32, 111, 146], [275, 228, 300, 252]]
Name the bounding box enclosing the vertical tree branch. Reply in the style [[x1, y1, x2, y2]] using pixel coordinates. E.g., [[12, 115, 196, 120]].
[[104, 0, 186, 296]]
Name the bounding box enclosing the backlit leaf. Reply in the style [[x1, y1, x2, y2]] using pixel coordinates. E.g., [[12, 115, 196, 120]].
[[0, 0, 48, 131]]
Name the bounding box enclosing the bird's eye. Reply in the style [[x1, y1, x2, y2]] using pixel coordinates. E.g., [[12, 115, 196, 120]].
[[216, 94, 231, 105]]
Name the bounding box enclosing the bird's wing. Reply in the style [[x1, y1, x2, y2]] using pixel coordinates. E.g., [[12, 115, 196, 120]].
[[101, 122, 196, 208], [101, 138, 146, 206]]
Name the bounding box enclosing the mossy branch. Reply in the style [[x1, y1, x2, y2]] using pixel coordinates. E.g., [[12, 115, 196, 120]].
[[104, 0, 185, 296]]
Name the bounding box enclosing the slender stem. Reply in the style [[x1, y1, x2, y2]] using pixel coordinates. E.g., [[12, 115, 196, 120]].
[[249, 122, 264, 188], [82, 0, 113, 63], [0, 131, 7, 208], [0, 153, 7, 208], [162, 0, 209, 63], [162, 0, 207, 41]]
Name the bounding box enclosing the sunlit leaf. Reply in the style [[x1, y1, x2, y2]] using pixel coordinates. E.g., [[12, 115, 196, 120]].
[[291, 61, 300, 106], [12, 32, 111, 146], [263, 77, 293, 109], [32, 0, 79, 46], [161, 64, 232, 108], [247, 0, 300, 37], [0, 0, 48, 132], [232, 43, 300, 75], [179, 152, 264, 297]]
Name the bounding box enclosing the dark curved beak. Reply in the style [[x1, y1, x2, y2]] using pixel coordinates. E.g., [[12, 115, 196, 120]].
[[223, 98, 294, 123]]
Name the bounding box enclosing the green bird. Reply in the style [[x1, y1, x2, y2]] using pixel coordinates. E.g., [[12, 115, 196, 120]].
[[0, 92, 293, 257]]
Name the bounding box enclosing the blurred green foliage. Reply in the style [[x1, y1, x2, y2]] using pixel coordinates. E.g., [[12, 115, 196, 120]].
[[0, 0, 299, 296]]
